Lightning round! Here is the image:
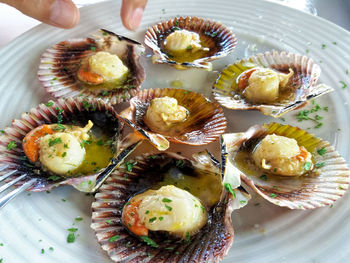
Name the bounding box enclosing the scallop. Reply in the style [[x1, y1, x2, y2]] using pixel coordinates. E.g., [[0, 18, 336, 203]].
[[119, 88, 227, 151], [0, 97, 140, 193], [213, 51, 333, 117], [91, 151, 250, 262], [38, 29, 146, 104], [221, 122, 350, 209], [144, 16, 237, 70]]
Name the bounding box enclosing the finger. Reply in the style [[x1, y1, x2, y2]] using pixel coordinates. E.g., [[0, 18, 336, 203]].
[[120, 0, 148, 31], [1, 0, 80, 29]]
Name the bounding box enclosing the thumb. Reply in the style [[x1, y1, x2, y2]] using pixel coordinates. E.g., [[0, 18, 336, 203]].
[[2, 0, 80, 29], [120, 0, 148, 31]]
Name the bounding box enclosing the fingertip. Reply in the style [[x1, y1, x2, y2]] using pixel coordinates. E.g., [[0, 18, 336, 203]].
[[49, 0, 80, 29]]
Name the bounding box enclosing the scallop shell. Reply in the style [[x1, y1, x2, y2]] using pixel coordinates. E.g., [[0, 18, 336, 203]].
[[119, 88, 227, 151], [221, 122, 350, 209], [144, 16, 237, 70], [91, 151, 250, 263], [0, 97, 139, 193], [213, 51, 333, 117], [38, 29, 146, 104]]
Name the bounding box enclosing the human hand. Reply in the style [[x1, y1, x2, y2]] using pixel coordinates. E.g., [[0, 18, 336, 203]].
[[1, 0, 148, 30]]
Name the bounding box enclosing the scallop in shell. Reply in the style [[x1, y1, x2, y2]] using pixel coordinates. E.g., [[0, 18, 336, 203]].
[[213, 51, 333, 117], [119, 88, 227, 151], [38, 29, 146, 104], [144, 16, 237, 70], [91, 151, 250, 262], [221, 122, 350, 209], [0, 97, 140, 194]]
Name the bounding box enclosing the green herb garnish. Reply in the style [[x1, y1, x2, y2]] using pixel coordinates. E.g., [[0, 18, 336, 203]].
[[109, 235, 120, 242], [48, 137, 62, 147], [304, 162, 312, 171], [45, 101, 54, 107], [140, 236, 159, 248], [162, 198, 172, 203], [7, 141, 17, 151], [224, 183, 236, 198], [317, 147, 327, 155]]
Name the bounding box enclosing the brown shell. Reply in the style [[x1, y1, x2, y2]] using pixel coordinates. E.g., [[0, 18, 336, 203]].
[[38, 29, 146, 104], [221, 123, 350, 209], [144, 16, 237, 70], [0, 97, 137, 193], [91, 152, 250, 262], [213, 51, 333, 117], [119, 88, 227, 150]]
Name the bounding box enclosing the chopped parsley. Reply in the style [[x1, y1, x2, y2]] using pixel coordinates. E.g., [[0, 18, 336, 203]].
[[162, 198, 172, 203], [49, 247, 54, 251], [184, 232, 190, 243], [224, 183, 236, 198], [316, 162, 325, 168], [140, 236, 159, 248], [61, 152, 67, 157], [174, 20, 179, 26], [186, 45, 193, 50], [159, 216, 164, 221], [175, 159, 184, 167], [52, 124, 66, 131], [109, 235, 120, 242], [56, 108, 64, 124], [41, 248, 45, 254], [317, 147, 327, 155], [149, 217, 157, 223], [321, 44, 326, 49], [240, 200, 247, 204], [145, 210, 149, 214], [48, 137, 62, 147], [270, 193, 277, 198], [165, 204, 172, 211], [125, 161, 137, 172], [260, 174, 267, 181], [106, 219, 113, 224], [48, 175, 61, 181], [45, 101, 54, 107], [205, 31, 218, 37], [0, 130, 4, 134], [7, 141, 17, 150], [340, 81, 347, 89], [304, 162, 312, 171], [75, 217, 83, 222], [67, 233, 76, 243], [90, 46, 96, 52]]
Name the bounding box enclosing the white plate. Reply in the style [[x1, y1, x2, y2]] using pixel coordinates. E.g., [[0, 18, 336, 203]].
[[1, 0, 350, 262]]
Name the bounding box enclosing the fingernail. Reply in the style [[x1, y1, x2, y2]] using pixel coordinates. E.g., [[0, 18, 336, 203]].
[[50, 0, 78, 28], [128, 7, 144, 31]]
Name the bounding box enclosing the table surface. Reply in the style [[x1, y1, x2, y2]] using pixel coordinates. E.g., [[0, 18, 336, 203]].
[[1, 0, 350, 49]]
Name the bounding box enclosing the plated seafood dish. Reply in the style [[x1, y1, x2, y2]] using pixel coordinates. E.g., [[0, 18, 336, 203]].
[[145, 16, 237, 70], [1, 3, 350, 263], [38, 29, 146, 104]]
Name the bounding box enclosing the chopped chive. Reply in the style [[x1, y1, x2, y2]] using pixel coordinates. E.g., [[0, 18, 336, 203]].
[[270, 193, 277, 198], [106, 219, 113, 224], [75, 217, 83, 222], [321, 44, 326, 49], [41, 248, 45, 254], [240, 200, 247, 204], [45, 101, 54, 107]]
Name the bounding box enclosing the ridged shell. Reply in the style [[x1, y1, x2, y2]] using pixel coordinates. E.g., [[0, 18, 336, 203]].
[[0, 97, 132, 192], [213, 51, 333, 117], [144, 16, 237, 70], [119, 88, 227, 151], [91, 152, 250, 263], [221, 122, 350, 209], [38, 29, 146, 104]]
